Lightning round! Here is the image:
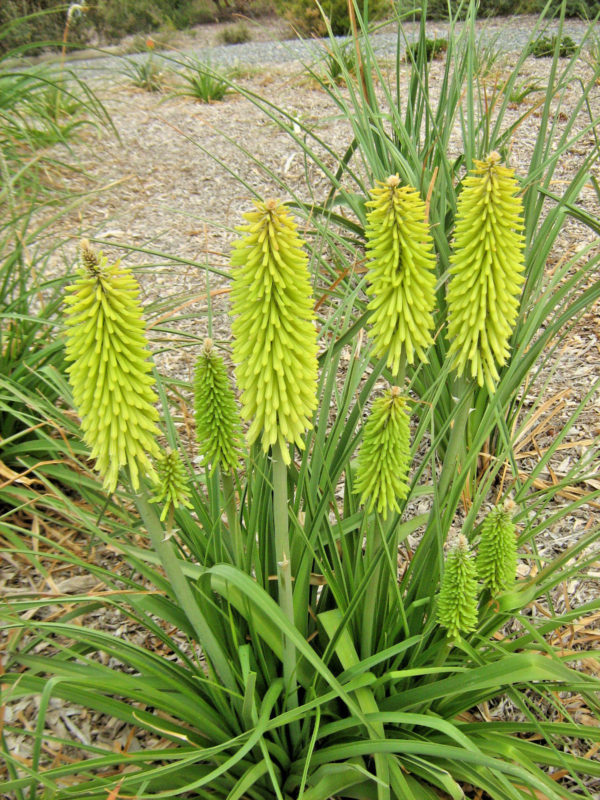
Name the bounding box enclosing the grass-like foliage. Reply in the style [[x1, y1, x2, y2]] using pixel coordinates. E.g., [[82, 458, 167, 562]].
[[174, 57, 230, 102], [2, 1, 600, 799], [526, 32, 578, 57], [121, 53, 167, 92], [0, 40, 113, 203], [404, 35, 448, 62], [218, 21, 251, 45]]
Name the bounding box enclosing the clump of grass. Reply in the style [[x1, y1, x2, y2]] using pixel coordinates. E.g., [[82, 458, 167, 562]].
[[527, 33, 577, 58], [322, 40, 358, 84], [405, 36, 448, 62], [217, 21, 251, 45], [121, 55, 166, 91], [0, 28, 113, 202], [507, 77, 545, 104], [175, 59, 229, 102]]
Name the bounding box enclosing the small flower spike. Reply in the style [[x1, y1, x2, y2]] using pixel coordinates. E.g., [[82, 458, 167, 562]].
[[64, 241, 160, 492], [364, 175, 437, 373], [476, 502, 518, 595], [150, 448, 193, 522], [230, 199, 319, 463], [354, 386, 411, 519], [437, 535, 479, 641], [446, 152, 526, 393], [194, 338, 242, 474]]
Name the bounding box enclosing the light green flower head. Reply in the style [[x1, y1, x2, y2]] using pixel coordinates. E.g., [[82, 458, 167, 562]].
[[150, 448, 193, 522], [437, 535, 479, 641], [230, 199, 319, 463], [446, 152, 525, 393], [64, 241, 160, 492], [354, 386, 411, 519], [476, 501, 518, 595], [194, 338, 242, 474], [365, 175, 437, 373]]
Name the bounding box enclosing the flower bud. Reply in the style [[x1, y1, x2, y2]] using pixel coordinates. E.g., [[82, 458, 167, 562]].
[[437, 535, 479, 640], [150, 448, 193, 521], [446, 153, 525, 393], [476, 504, 518, 595], [230, 200, 318, 463], [194, 338, 242, 474], [354, 386, 411, 519], [64, 243, 160, 492], [364, 176, 437, 373]]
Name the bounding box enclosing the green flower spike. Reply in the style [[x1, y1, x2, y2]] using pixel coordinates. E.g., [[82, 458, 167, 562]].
[[446, 152, 526, 393], [150, 448, 193, 522], [365, 175, 437, 373], [437, 535, 479, 641], [193, 338, 242, 474], [354, 386, 411, 519], [230, 199, 319, 463], [476, 501, 518, 595], [64, 241, 160, 492]]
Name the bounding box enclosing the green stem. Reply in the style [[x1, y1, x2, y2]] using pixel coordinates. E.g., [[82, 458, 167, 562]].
[[406, 376, 473, 602], [361, 514, 383, 659], [437, 376, 473, 499], [135, 486, 236, 692], [272, 442, 300, 733], [392, 353, 407, 389], [222, 469, 243, 567]]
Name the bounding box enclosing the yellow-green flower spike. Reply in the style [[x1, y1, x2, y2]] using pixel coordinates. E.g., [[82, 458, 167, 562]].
[[364, 175, 437, 373], [230, 199, 319, 463], [437, 535, 479, 641], [64, 241, 161, 493], [446, 152, 526, 393], [354, 386, 411, 519], [194, 338, 242, 474], [150, 448, 193, 522], [476, 503, 518, 595]]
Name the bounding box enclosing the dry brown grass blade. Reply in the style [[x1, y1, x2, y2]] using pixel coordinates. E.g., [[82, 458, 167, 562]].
[[515, 471, 600, 509], [0, 459, 63, 489], [512, 387, 571, 453]]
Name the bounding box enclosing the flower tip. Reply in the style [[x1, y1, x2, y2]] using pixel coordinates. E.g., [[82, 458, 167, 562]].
[[503, 497, 516, 514], [265, 198, 278, 211], [487, 150, 501, 164], [386, 174, 401, 188], [79, 239, 100, 271], [203, 337, 213, 355]]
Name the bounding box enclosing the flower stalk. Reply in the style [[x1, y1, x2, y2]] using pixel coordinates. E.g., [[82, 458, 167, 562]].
[[64, 241, 161, 492], [447, 152, 525, 393], [194, 338, 244, 564], [364, 175, 437, 375], [230, 200, 319, 723]]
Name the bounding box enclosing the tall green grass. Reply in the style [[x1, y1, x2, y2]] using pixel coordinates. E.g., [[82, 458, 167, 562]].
[[1, 2, 599, 799]]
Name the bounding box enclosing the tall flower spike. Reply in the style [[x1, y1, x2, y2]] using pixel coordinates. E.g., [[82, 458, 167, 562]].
[[364, 175, 437, 373], [230, 199, 318, 463], [150, 448, 193, 522], [194, 338, 242, 474], [446, 152, 525, 393], [354, 386, 411, 519], [64, 241, 161, 492], [437, 535, 479, 641], [476, 502, 518, 595]]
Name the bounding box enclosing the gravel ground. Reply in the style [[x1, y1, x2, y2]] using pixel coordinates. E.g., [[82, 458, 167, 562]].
[[60, 14, 600, 76]]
